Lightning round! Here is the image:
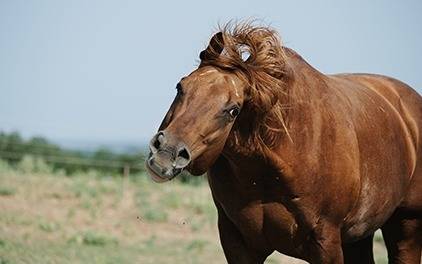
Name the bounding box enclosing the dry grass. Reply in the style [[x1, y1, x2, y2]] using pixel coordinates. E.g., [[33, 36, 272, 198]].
[[0, 167, 388, 263]]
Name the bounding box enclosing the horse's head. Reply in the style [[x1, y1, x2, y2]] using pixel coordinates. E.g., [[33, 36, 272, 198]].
[[146, 24, 290, 182], [146, 65, 247, 182]]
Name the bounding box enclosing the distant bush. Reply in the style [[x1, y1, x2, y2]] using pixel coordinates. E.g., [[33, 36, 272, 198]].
[[0, 131, 146, 176], [0, 159, 10, 172], [178, 171, 206, 186], [17, 155, 52, 174]]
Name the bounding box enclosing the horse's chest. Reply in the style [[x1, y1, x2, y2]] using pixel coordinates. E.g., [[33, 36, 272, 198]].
[[226, 203, 266, 240], [219, 198, 300, 254], [208, 166, 302, 254]]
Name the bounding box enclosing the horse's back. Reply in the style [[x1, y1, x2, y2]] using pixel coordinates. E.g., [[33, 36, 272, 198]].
[[332, 73, 422, 213]]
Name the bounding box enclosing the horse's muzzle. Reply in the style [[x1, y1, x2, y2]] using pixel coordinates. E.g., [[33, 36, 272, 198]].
[[146, 131, 191, 182]]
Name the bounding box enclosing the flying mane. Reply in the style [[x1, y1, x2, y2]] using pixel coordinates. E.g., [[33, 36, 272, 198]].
[[199, 22, 293, 153]]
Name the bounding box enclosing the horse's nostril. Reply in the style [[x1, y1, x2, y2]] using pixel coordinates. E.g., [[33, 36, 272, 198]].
[[174, 146, 191, 169], [153, 137, 161, 150], [148, 158, 154, 166], [178, 147, 191, 161], [150, 131, 165, 152]]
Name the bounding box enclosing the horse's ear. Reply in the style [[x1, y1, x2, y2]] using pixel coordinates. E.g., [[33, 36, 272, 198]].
[[199, 32, 224, 61]]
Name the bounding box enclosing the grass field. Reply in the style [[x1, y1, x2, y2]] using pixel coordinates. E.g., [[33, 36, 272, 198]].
[[0, 161, 389, 263]]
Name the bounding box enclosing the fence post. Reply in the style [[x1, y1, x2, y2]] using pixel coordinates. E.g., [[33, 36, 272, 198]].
[[123, 163, 130, 178]]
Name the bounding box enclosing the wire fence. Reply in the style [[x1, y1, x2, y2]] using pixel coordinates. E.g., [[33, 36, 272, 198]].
[[0, 147, 146, 177]]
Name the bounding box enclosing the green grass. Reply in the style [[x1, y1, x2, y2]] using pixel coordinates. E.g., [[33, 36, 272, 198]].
[[38, 221, 60, 233], [0, 238, 133, 264], [141, 207, 168, 222], [0, 167, 227, 264], [0, 165, 391, 263], [68, 231, 118, 246]]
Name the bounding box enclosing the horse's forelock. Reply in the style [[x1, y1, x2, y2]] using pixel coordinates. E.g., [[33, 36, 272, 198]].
[[200, 22, 292, 151]]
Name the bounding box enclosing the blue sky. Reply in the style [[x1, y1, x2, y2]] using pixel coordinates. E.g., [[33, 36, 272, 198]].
[[1, 0, 421, 145]]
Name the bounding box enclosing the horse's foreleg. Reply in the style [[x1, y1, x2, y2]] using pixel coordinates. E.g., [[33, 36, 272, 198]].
[[216, 204, 269, 264], [343, 234, 375, 264], [307, 222, 344, 264], [381, 210, 422, 264]]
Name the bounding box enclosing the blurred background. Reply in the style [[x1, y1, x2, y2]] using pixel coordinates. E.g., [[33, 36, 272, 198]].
[[0, 0, 421, 263]]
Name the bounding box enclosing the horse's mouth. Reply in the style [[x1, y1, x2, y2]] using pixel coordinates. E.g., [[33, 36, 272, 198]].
[[145, 159, 182, 183], [145, 162, 168, 183]]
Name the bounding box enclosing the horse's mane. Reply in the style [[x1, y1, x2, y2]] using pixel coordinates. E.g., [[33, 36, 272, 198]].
[[199, 22, 292, 154]]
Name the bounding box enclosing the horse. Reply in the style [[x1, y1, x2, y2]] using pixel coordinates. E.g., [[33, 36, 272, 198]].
[[145, 23, 422, 264]]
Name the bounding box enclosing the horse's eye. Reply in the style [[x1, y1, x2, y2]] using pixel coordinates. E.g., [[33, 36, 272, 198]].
[[228, 107, 240, 118]]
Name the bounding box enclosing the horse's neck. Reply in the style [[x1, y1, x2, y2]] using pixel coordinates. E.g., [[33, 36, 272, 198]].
[[284, 48, 329, 132], [220, 50, 327, 178]]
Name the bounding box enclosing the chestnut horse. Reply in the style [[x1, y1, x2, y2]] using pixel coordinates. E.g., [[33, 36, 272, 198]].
[[146, 23, 422, 264]]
